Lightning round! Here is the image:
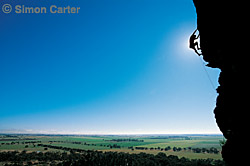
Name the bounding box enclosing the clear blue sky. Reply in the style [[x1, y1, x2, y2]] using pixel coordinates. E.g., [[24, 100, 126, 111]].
[[0, 0, 221, 134]]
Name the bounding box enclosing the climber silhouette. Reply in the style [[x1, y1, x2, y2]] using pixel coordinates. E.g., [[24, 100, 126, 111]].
[[189, 29, 201, 56]]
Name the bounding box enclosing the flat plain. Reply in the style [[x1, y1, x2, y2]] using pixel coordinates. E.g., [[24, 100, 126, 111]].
[[0, 134, 224, 160]]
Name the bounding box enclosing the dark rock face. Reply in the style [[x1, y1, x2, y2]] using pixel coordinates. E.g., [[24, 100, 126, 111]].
[[193, 0, 249, 165]]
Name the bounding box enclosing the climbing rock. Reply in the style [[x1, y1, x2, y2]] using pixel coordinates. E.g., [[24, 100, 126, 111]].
[[193, 0, 249, 165]]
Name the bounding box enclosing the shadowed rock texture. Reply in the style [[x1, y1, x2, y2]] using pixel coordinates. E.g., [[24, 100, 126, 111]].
[[193, 0, 249, 165]]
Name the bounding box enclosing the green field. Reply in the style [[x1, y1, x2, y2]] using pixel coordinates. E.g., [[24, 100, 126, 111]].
[[0, 134, 224, 160]]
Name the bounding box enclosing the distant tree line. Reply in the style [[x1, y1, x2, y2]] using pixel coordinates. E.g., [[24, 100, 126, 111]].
[[1, 141, 41, 145], [48, 141, 82, 145], [1, 141, 42, 149], [84, 142, 123, 149], [130, 146, 171, 151], [131, 146, 220, 154], [191, 147, 219, 154], [38, 143, 123, 150], [172, 147, 219, 154], [0, 150, 225, 166], [150, 136, 191, 140], [0, 140, 84, 146], [107, 139, 144, 142]]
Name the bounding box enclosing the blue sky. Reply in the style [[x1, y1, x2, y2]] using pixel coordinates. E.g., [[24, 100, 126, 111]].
[[0, 0, 221, 134]]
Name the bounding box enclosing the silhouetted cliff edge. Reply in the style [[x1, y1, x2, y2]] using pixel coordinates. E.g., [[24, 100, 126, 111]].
[[193, 0, 249, 165]]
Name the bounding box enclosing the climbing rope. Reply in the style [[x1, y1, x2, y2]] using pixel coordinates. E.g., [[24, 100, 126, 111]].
[[190, 28, 217, 91], [198, 56, 217, 91]]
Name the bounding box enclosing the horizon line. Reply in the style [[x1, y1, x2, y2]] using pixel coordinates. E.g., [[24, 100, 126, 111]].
[[0, 132, 223, 136]]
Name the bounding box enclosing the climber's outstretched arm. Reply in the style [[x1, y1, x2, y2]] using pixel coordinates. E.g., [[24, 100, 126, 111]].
[[192, 29, 198, 36]]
